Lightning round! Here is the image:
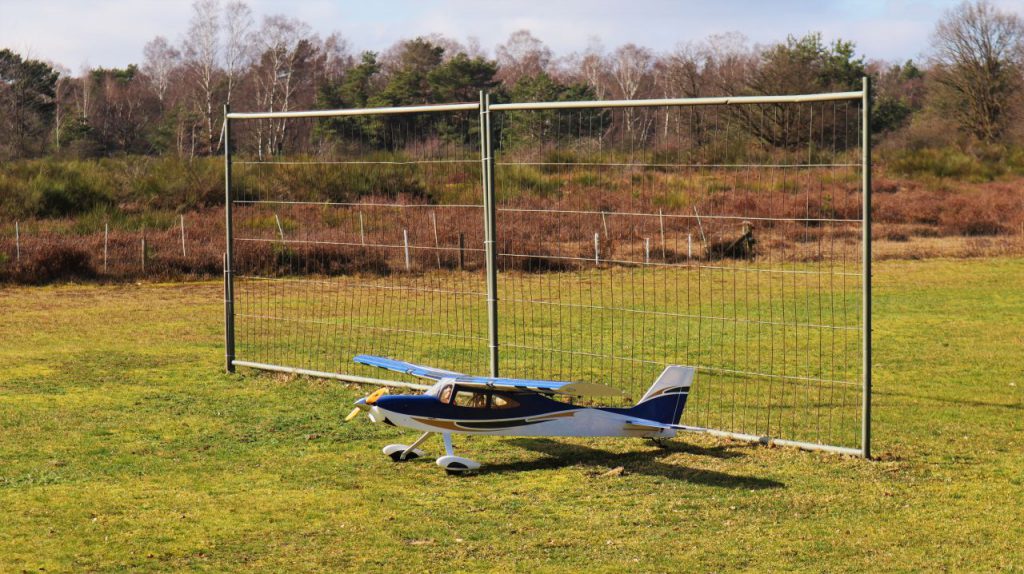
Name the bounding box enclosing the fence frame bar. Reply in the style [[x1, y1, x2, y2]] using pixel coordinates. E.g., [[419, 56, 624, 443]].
[[232, 360, 430, 391], [861, 77, 873, 459], [224, 104, 236, 373], [481, 91, 500, 377], [226, 102, 479, 120], [490, 90, 863, 112]]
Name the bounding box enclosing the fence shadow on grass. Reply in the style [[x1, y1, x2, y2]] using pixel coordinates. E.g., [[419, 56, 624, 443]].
[[478, 438, 784, 489]]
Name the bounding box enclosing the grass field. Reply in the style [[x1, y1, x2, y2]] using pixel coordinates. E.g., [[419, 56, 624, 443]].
[[1, 257, 1022, 572]]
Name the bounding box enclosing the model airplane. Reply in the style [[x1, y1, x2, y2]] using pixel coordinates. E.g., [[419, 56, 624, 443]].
[[345, 354, 696, 474]]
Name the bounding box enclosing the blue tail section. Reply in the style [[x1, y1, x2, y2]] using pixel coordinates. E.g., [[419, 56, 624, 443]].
[[625, 366, 694, 425]]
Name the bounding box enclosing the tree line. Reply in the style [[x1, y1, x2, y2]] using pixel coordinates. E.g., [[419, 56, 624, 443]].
[[1, 0, 1022, 160]]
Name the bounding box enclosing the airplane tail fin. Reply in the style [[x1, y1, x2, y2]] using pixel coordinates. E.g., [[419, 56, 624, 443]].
[[625, 366, 694, 425]]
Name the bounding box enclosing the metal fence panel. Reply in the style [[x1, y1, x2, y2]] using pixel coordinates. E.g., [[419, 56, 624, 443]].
[[488, 90, 867, 454], [225, 103, 490, 386], [225, 87, 871, 456]]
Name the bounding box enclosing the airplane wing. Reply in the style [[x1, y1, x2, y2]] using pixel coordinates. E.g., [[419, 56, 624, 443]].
[[354, 355, 623, 397], [448, 376, 623, 398], [354, 354, 467, 381]]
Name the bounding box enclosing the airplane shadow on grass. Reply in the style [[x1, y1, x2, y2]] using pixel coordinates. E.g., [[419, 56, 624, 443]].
[[474, 438, 784, 490]]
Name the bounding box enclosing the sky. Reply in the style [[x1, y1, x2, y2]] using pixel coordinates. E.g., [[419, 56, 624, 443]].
[[2, 0, 1024, 72]]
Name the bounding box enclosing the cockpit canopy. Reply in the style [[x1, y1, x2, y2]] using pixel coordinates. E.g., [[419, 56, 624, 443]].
[[437, 384, 520, 409]]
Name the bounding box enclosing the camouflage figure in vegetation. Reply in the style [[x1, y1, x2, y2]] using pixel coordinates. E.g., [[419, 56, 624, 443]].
[[706, 221, 756, 261]]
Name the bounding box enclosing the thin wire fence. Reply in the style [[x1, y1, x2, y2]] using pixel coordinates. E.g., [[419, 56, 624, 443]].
[[0, 214, 225, 283]]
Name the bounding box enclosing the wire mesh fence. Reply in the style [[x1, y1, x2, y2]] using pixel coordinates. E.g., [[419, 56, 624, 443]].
[[224, 89, 872, 455], [490, 98, 865, 450], [227, 105, 492, 383]]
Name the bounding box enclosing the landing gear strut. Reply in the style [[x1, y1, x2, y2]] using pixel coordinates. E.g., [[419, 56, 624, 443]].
[[382, 431, 432, 462], [435, 432, 480, 475], [383, 432, 481, 473]]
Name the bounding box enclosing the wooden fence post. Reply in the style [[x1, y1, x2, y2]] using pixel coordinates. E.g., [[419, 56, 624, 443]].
[[458, 232, 465, 270]]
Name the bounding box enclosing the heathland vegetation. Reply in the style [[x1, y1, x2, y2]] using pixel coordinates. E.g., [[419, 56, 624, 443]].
[[1, 0, 1023, 283]]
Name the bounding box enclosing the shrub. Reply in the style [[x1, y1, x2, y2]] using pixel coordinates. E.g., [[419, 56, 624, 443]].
[[12, 244, 95, 284], [939, 194, 1010, 236], [29, 164, 112, 217]]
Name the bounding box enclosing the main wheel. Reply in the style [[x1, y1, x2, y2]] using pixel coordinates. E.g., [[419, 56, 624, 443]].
[[389, 450, 420, 462], [444, 461, 469, 475], [436, 455, 480, 474]]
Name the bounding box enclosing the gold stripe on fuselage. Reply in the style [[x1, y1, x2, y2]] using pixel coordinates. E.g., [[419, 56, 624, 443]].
[[409, 410, 579, 433]]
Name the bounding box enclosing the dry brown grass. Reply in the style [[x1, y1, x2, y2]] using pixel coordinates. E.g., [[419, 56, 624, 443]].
[[2, 167, 1022, 284]]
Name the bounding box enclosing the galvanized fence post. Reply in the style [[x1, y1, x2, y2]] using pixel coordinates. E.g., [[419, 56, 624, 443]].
[[15, 221, 20, 263], [862, 76, 873, 459], [224, 104, 236, 373], [480, 91, 499, 377]]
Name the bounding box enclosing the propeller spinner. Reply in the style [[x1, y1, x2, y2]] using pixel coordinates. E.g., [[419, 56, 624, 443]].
[[344, 387, 389, 422]]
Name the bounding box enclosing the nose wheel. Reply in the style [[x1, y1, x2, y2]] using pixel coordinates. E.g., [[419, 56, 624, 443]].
[[382, 431, 432, 462], [383, 443, 425, 461]]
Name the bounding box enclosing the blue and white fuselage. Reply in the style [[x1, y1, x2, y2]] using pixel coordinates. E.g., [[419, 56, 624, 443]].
[[365, 379, 686, 438], [347, 355, 695, 473]]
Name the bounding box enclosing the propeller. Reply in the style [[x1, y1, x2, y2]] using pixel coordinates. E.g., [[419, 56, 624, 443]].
[[344, 387, 389, 422]]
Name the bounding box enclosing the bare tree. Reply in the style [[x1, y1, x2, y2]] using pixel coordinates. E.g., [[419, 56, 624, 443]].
[[421, 33, 469, 62], [700, 32, 757, 95], [78, 65, 160, 153], [223, 0, 253, 107], [142, 36, 180, 106], [182, 0, 221, 154], [609, 44, 653, 99], [464, 36, 486, 60], [928, 0, 1024, 143], [50, 63, 75, 150], [608, 44, 655, 142], [654, 34, 756, 144], [495, 30, 552, 85], [251, 14, 317, 156], [321, 32, 354, 84], [576, 38, 609, 100]]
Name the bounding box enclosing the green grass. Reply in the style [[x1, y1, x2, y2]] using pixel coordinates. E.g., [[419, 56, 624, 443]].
[[1, 258, 1022, 572], [234, 263, 867, 448]]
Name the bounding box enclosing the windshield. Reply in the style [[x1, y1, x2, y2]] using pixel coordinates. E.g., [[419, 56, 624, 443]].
[[453, 389, 488, 408], [438, 384, 453, 404]]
